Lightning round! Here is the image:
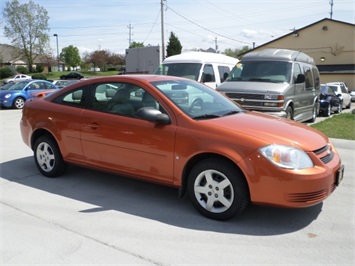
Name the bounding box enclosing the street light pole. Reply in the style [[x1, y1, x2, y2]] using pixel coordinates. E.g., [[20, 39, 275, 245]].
[[53, 34, 59, 71]]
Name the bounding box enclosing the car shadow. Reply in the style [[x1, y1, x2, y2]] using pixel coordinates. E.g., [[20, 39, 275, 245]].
[[1, 157, 323, 236]]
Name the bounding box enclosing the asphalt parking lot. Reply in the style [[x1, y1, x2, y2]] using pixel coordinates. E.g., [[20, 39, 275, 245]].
[[1, 109, 354, 265]]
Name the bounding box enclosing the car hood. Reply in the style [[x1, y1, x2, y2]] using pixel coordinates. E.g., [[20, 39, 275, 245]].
[[201, 111, 328, 151], [217, 81, 289, 94], [0, 90, 14, 95]]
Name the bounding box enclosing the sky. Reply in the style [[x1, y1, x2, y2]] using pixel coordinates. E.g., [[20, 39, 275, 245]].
[[0, 0, 354, 57]]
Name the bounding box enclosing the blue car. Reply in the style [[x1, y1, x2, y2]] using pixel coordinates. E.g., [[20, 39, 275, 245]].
[[0, 80, 58, 109]]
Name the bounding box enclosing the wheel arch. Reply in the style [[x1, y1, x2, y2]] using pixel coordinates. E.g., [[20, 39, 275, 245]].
[[179, 152, 250, 198], [30, 129, 58, 151]]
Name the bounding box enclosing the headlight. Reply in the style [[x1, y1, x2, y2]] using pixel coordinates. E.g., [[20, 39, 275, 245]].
[[5, 93, 12, 99], [259, 144, 313, 169]]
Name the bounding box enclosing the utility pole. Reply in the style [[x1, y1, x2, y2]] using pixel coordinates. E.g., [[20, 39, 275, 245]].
[[161, 0, 165, 60], [215, 37, 218, 52], [128, 23, 133, 47], [329, 0, 333, 19]]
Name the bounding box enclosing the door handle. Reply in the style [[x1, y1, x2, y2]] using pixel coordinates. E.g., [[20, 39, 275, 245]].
[[84, 122, 99, 129]]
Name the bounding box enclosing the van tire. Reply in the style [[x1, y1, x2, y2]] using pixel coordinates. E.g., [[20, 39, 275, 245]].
[[286, 106, 293, 120]]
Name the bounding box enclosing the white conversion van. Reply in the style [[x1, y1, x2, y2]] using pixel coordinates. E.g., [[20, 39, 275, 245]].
[[217, 48, 321, 123], [155, 51, 239, 88]]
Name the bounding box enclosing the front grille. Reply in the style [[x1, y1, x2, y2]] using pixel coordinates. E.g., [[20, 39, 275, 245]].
[[312, 144, 334, 164], [320, 152, 334, 164], [225, 93, 265, 100], [286, 190, 327, 203]]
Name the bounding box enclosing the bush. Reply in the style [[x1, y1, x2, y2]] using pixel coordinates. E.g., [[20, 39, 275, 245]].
[[31, 73, 47, 80], [35, 65, 45, 73], [0, 67, 13, 79], [16, 66, 28, 74]]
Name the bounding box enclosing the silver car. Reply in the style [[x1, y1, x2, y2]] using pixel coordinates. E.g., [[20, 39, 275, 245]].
[[350, 90, 355, 102], [326, 82, 352, 109]]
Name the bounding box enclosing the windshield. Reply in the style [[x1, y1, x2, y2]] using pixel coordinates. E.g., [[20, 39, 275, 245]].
[[226, 61, 292, 83], [5, 81, 29, 91], [155, 63, 202, 81], [150, 79, 244, 120], [0, 83, 16, 90]]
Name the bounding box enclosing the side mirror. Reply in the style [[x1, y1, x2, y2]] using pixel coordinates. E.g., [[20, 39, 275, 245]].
[[295, 74, 305, 84], [136, 107, 171, 124]]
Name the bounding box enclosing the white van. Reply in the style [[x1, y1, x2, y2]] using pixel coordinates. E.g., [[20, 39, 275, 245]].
[[217, 48, 321, 123], [154, 51, 239, 88]]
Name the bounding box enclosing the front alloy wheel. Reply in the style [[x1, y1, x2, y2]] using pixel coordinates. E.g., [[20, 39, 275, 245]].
[[13, 97, 25, 109], [187, 158, 249, 220], [34, 135, 67, 177]]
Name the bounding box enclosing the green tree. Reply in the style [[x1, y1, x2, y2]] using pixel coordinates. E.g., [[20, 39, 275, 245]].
[[129, 42, 145, 48], [224, 46, 251, 59], [60, 45, 81, 68], [166, 32, 182, 57], [3, 0, 50, 73]]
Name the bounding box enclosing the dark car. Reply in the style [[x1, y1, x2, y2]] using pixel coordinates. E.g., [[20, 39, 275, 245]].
[[319, 84, 342, 117], [60, 72, 83, 80]]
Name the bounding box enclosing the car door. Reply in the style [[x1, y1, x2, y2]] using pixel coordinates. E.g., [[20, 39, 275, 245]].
[[79, 82, 178, 183], [294, 64, 315, 120]]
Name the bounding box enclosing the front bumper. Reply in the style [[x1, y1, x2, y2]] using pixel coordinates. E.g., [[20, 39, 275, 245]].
[[238, 143, 343, 208]]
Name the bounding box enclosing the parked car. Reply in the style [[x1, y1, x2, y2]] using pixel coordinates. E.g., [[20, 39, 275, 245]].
[[20, 75, 343, 220], [350, 90, 355, 102], [0, 80, 58, 109], [4, 74, 32, 84], [60, 72, 83, 80], [217, 48, 321, 123], [319, 84, 342, 116], [326, 82, 351, 109]]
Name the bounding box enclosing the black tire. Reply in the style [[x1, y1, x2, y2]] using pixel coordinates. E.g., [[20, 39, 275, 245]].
[[187, 158, 249, 220], [34, 135, 67, 177], [308, 104, 317, 123], [346, 101, 351, 109], [285, 106, 293, 120], [13, 97, 25, 109]]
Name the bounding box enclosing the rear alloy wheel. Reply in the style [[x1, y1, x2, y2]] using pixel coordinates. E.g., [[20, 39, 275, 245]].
[[34, 135, 67, 177], [13, 97, 25, 109], [325, 105, 331, 117], [187, 158, 249, 220], [336, 103, 342, 113]]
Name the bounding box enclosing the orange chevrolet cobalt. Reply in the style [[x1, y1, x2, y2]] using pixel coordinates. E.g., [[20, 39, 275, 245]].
[[20, 75, 344, 220]]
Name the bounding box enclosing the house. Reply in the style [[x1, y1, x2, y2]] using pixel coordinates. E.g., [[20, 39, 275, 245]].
[[0, 44, 26, 69], [244, 18, 355, 89], [0, 43, 63, 72]]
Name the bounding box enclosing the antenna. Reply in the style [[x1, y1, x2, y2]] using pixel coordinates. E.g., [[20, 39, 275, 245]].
[[329, 0, 333, 19], [127, 23, 133, 47]]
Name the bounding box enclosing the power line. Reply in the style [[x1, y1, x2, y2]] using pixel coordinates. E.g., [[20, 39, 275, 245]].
[[166, 6, 252, 45]]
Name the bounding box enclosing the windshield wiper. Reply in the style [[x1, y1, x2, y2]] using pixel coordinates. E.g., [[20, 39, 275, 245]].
[[222, 110, 240, 116], [248, 78, 272, 82], [193, 114, 220, 120]]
